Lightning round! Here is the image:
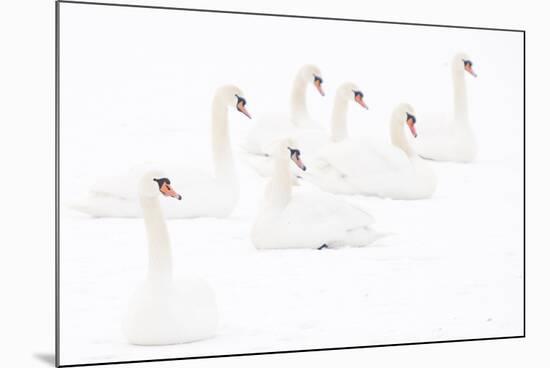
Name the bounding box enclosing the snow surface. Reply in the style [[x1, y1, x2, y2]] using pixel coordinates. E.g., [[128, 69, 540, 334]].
[[58, 3, 524, 365]]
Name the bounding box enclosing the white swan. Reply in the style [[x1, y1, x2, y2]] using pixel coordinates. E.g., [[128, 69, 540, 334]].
[[414, 52, 478, 162], [305, 103, 437, 199], [251, 140, 383, 250], [241, 65, 325, 176], [244, 64, 324, 153], [71, 85, 251, 218], [123, 171, 218, 345], [328, 82, 369, 142]]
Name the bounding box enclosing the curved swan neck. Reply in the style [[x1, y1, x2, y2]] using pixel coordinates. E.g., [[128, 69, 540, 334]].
[[390, 113, 416, 158], [330, 96, 349, 142], [290, 75, 310, 127], [211, 95, 236, 181], [452, 69, 469, 123], [140, 196, 173, 281], [265, 153, 292, 210]]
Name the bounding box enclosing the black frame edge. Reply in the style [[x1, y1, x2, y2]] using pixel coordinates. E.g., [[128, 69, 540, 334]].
[[57, 0, 525, 33], [55, 0, 61, 367], [59, 336, 525, 367]]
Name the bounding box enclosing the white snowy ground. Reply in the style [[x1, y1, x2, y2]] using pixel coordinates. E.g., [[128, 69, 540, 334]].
[[58, 4, 524, 366]]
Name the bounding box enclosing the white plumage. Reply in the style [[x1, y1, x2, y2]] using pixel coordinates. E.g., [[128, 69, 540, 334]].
[[252, 140, 384, 250], [305, 103, 437, 199], [414, 52, 478, 162], [123, 170, 218, 345], [242, 64, 327, 175], [70, 85, 250, 218]]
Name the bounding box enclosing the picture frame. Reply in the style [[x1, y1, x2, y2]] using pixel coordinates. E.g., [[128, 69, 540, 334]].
[[55, 1, 526, 366]]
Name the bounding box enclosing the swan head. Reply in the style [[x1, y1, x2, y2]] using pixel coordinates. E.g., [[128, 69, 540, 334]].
[[139, 171, 182, 200], [216, 85, 252, 119], [393, 103, 418, 138], [287, 147, 307, 171], [298, 64, 325, 96], [336, 82, 368, 109], [270, 138, 307, 171], [453, 52, 477, 78]]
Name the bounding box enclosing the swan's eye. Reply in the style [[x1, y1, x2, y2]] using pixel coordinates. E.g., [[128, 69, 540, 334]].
[[288, 147, 301, 158], [153, 177, 170, 189], [314, 75, 323, 84], [353, 90, 364, 98], [235, 94, 246, 106], [463, 59, 473, 67], [406, 113, 416, 124]]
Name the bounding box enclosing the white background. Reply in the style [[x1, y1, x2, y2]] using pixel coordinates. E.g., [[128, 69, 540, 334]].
[[0, 0, 547, 367]]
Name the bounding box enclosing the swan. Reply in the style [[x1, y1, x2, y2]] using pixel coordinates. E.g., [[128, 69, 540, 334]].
[[414, 52, 478, 162], [305, 103, 437, 199], [123, 171, 218, 345], [251, 140, 384, 250], [241, 65, 326, 175], [287, 81, 367, 189], [70, 85, 251, 218], [328, 82, 369, 142], [243, 64, 324, 153]]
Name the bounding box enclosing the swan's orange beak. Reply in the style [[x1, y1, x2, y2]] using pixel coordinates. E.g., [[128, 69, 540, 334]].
[[407, 117, 418, 138], [314, 78, 325, 96], [160, 182, 182, 200], [465, 63, 477, 77], [237, 101, 252, 119], [355, 94, 368, 109], [291, 154, 307, 171]]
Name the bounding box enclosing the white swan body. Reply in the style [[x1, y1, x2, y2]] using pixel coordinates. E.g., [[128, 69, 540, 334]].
[[251, 141, 383, 250], [123, 171, 218, 345], [414, 52, 478, 162], [306, 103, 437, 199], [242, 65, 326, 174], [71, 85, 250, 218]]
